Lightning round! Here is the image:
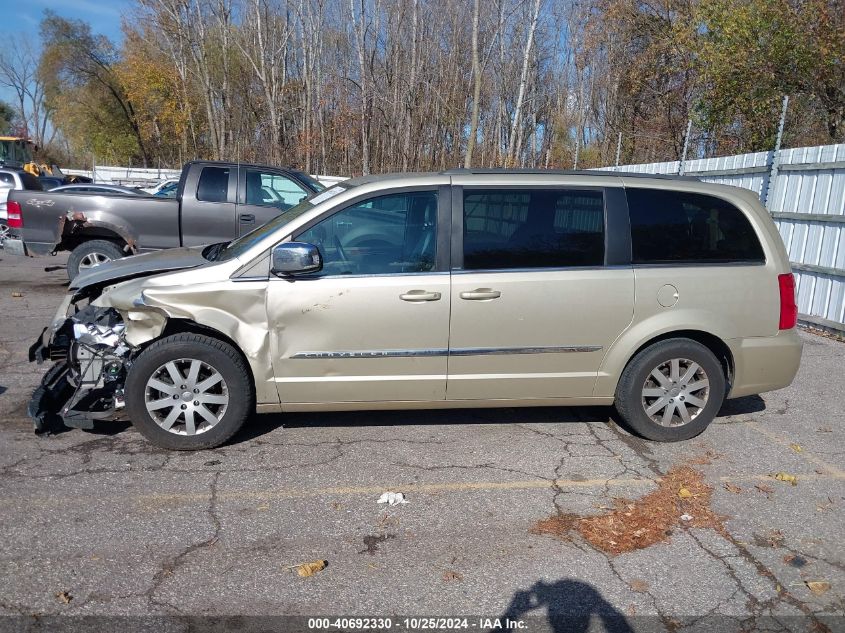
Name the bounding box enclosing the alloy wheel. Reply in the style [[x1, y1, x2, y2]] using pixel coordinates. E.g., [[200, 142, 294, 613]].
[[144, 358, 229, 435], [78, 252, 113, 269], [641, 357, 710, 427]]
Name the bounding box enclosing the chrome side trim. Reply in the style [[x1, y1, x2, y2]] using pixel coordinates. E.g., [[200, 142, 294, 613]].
[[292, 349, 447, 359], [291, 345, 602, 359], [451, 345, 602, 356]]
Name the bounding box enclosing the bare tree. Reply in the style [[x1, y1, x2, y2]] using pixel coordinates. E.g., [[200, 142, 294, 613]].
[[0, 35, 54, 147], [464, 0, 482, 168], [505, 0, 542, 167], [236, 0, 291, 164]]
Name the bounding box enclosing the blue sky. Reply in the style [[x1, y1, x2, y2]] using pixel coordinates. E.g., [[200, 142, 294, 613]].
[[2, 0, 130, 42], [1, 0, 133, 107]]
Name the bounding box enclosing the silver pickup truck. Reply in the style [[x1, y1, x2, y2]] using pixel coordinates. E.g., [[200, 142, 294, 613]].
[[5, 160, 324, 279]]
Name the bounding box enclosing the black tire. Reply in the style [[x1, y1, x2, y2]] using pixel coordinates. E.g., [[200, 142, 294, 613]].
[[614, 338, 726, 442], [67, 240, 125, 281], [125, 334, 254, 450]]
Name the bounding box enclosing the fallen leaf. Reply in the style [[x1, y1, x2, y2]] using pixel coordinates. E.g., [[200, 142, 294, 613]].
[[790, 443, 802, 453], [816, 427, 832, 433], [805, 581, 830, 595], [290, 560, 327, 577], [532, 464, 725, 555], [774, 472, 798, 486], [442, 570, 463, 582], [678, 487, 693, 499], [755, 484, 774, 495], [629, 579, 649, 593], [56, 591, 72, 604], [256, 503, 269, 511], [724, 483, 742, 494], [11, 292, 22, 298]]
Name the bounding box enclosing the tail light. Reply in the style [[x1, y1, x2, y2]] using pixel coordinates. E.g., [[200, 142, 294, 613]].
[[6, 200, 22, 229], [778, 273, 798, 330]]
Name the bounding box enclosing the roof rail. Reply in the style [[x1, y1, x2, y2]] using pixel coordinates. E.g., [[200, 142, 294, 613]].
[[441, 168, 700, 181]]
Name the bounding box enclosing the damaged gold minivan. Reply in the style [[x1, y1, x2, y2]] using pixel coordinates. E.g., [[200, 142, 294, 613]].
[[29, 170, 802, 450]]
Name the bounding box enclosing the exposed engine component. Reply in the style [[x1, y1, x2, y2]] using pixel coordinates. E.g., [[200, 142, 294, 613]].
[[29, 305, 135, 434]]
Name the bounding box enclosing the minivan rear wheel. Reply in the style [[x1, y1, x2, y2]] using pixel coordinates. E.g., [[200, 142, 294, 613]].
[[614, 338, 726, 442], [125, 333, 253, 450]]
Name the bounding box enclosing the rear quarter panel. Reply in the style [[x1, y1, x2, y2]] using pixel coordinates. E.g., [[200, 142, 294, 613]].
[[594, 180, 792, 398]]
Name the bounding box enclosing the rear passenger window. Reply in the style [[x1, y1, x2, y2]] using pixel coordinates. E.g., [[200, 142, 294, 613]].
[[196, 167, 230, 203], [463, 189, 604, 270], [627, 189, 764, 264]]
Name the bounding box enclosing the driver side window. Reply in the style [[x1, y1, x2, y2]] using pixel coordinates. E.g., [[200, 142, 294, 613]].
[[296, 191, 438, 276]]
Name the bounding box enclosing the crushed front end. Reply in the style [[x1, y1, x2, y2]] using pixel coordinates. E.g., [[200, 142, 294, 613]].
[[29, 303, 135, 433]]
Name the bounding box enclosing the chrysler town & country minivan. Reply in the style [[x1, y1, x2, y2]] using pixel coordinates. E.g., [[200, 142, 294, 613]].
[[29, 169, 802, 450]]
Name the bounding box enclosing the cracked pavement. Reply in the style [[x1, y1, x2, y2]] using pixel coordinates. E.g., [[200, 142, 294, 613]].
[[0, 254, 843, 632]]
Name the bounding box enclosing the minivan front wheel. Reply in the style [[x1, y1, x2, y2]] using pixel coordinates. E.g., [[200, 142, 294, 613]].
[[614, 338, 726, 442], [125, 334, 253, 450]]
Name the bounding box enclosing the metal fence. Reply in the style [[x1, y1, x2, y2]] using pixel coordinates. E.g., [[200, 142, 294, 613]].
[[598, 143, 845, 332]]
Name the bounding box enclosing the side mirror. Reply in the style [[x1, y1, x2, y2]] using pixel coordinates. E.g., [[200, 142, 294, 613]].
[[271, 241, 322, 276]]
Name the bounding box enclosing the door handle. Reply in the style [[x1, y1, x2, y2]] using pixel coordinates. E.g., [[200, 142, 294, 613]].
[[460, 288, 501, 300], [400, 290, 442, 302], [239, 213, 255, 223]]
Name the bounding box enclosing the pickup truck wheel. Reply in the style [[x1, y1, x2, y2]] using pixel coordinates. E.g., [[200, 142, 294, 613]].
[[0, 222, 9, 247], [125, 334, 254, 450], [67, 240, 125, 280]]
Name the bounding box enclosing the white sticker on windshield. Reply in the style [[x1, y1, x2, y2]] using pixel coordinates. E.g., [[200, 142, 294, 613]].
[[309, 186, 345, 205]]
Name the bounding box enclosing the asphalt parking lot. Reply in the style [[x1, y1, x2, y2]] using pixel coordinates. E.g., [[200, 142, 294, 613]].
[[0, 253, 843, 632]]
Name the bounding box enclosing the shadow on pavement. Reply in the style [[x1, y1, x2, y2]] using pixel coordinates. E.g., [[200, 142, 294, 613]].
[[718, 394, 766, 416], [37, 396, 766, 448], [230, 405, 615, 445], [490, 579, 634, 632]]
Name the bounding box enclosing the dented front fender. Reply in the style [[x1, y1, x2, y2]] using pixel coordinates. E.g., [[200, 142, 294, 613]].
[[93, 272, 278, 406]]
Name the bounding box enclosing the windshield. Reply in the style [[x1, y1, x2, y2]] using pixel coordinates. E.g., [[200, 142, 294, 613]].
[[208, 184, 348, 262], [298, 171, 327, 192]]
